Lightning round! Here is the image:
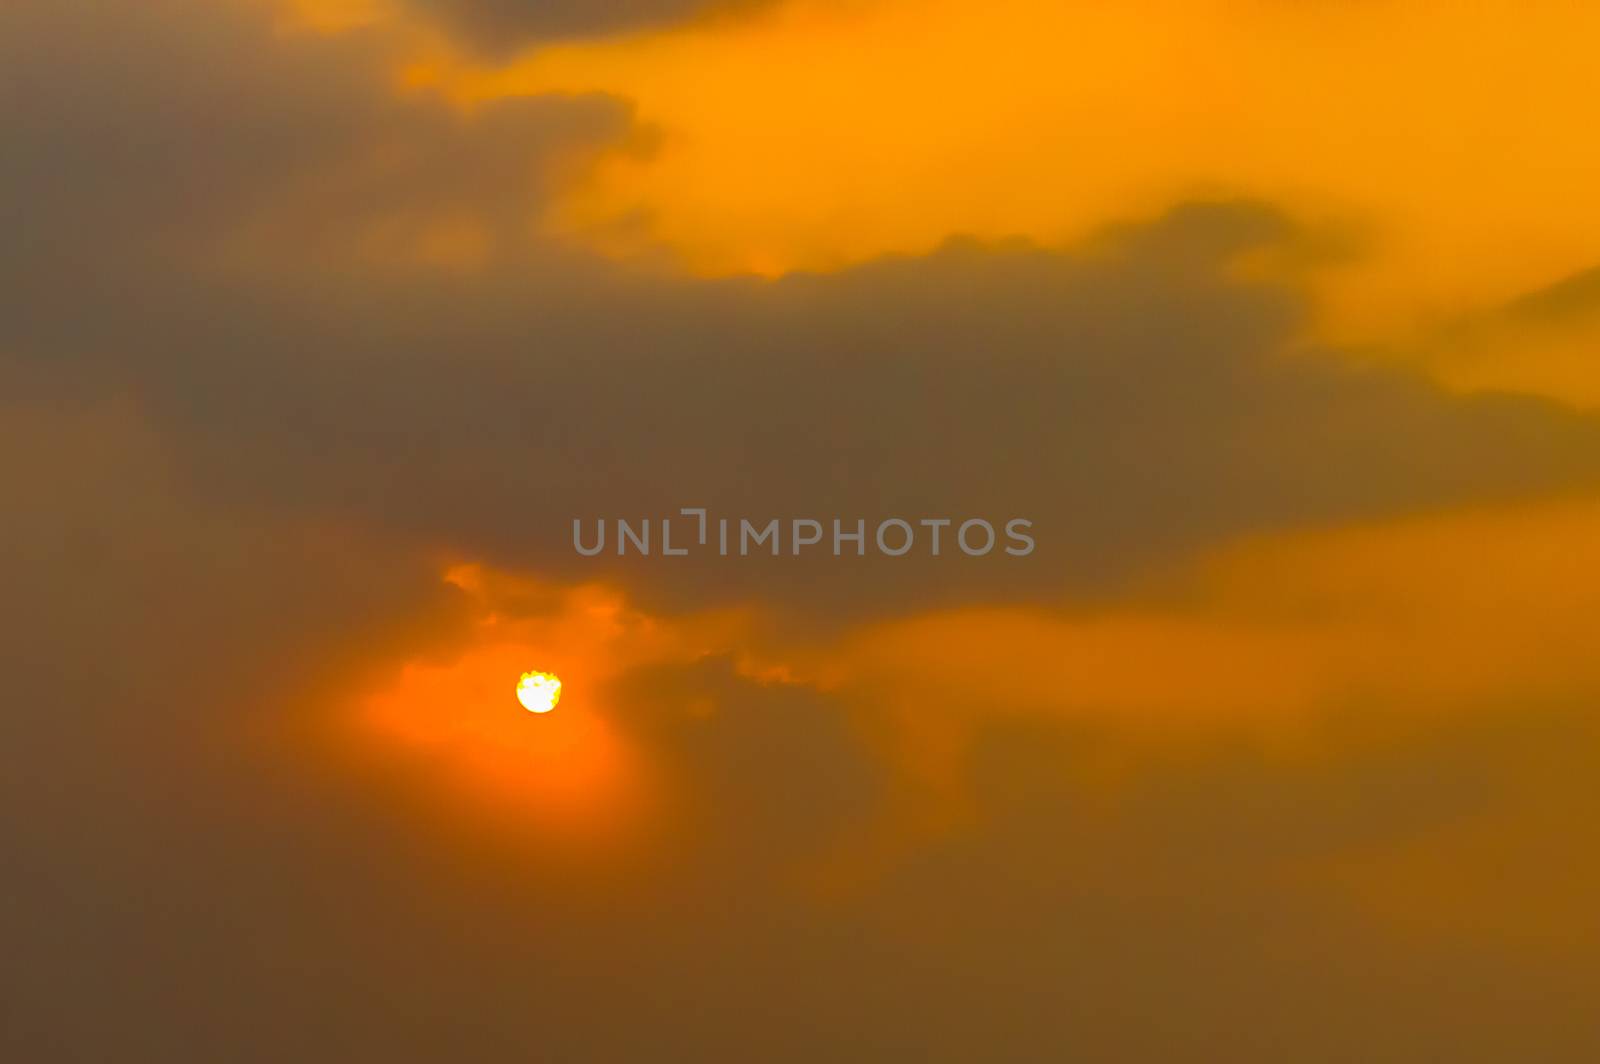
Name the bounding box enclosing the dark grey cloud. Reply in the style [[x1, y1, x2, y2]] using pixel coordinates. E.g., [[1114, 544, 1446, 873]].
[[0, 0, 635, 285], [9, 5, 1600, 624], [407, 0, 773, 52], [15, 202, 1600, 620]]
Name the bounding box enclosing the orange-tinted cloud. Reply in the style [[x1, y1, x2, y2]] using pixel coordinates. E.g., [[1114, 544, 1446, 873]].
[[835, 500, 1600, 733], [407, 0, 777, 52]]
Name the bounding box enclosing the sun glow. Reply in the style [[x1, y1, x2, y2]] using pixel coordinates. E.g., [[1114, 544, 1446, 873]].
[[355, 566, 763, 831], [517, 670, 563, 714]]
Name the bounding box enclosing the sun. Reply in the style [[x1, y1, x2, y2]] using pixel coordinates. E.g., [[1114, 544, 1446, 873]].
[[516, 670, 562, 714]]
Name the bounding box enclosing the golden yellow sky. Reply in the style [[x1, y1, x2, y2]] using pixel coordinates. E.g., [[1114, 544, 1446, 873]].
[[370, 0, 1600, 360]]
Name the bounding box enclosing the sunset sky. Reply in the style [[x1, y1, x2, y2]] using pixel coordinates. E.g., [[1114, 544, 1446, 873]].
[[7, 1, 1600, 1059]]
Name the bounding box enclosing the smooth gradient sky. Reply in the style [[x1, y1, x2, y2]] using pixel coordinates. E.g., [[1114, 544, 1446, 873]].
[[6, 1, 1600, 1059]]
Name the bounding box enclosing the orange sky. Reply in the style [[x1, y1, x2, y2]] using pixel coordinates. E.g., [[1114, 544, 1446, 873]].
[[365, 0, 1600, 363]]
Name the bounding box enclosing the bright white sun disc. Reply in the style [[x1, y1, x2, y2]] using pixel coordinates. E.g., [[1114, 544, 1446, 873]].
[[516, 670, 562, 714]]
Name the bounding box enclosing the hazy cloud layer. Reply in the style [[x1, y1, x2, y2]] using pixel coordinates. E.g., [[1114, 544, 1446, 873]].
[[9, 4, 1600, 626], [12, 201, 1600, 617], [8, 411, 1600, 1060], [1423, 258, 1600, 404], [7, 3, 1600, 1061]]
